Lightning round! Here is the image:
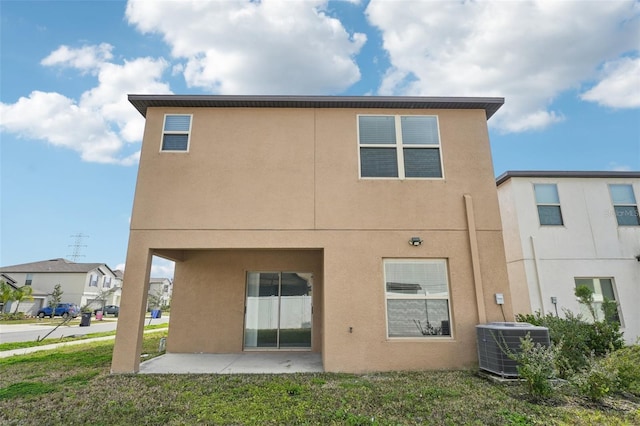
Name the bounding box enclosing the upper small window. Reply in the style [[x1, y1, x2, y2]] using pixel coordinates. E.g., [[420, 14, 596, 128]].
[[358, 115, 442, 179], [534, 184, 563, 226], [609, 184, 640, 226], [25, 273, 33, 286], [161, 114, 192, 152]]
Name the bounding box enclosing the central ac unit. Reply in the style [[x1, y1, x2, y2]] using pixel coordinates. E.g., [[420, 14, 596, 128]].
[[476, 322, 550, 378]]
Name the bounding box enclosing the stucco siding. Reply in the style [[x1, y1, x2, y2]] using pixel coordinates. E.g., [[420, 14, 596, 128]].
[[498, 175, 640, 344], [112, 99, 512, 373]]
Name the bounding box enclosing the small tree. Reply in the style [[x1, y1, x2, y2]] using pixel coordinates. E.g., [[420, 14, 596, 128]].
[[82, 286, 118, 313], [12, 285, 34, 314], [0, 280, 14, 313], [48, 284, 63, 312], [575, 285, 597, 321], [147, 288, 163, 310]]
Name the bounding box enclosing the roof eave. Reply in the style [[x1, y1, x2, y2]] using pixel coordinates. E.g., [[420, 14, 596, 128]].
[[128, 94, 504, 120], [496, 170, 640, 186]]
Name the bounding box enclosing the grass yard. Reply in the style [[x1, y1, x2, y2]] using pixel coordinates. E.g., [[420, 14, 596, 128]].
[[1, 334, 638, 425]]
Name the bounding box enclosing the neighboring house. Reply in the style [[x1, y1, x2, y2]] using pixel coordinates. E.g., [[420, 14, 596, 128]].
[[1, 273, 19, 313], [147, 277, 173, 309], [112, 269, 124, 307], [0, 258, 121, 314], [497, 171, 640, 344], [112, 95, 514, 374]]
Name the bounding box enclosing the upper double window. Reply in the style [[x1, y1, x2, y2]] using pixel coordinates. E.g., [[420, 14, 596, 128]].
[[358, 115, 443, 179], [161, 114, 192, 152], [534, 183, 563, 226], [609, 184, 640, 226]]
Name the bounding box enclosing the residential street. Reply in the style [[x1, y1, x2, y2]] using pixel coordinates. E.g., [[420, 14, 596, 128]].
[[0, 316, 169, 344]]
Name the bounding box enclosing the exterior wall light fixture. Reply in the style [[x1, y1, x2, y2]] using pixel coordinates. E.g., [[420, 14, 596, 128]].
[[409, 237, 423, 246]]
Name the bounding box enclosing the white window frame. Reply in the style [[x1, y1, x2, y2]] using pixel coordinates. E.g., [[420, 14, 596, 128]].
[[160, 114, 192, 152], [383, 259, 452, 339], [25, 273, 33, 286], [357, 115, 444, 180], [608, 184, 640, 226], [89, 274, 98, 287], [533, 183, 564, 226], [103, 276, 112, 289], [574, 277, 622, 325]]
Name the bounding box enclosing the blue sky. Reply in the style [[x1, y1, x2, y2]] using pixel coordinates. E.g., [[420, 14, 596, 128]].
[[1, 0, 639, 277]]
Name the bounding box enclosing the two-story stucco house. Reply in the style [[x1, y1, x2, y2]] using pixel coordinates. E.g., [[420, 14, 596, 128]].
[[0, 258, 120, 314], [497, 171, 640, 344], [147, 277, 173, 310], [112, 95, 514, 374]]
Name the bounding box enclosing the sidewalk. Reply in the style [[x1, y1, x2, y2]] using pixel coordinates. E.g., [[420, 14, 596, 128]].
[[0, 328, 167, 358]]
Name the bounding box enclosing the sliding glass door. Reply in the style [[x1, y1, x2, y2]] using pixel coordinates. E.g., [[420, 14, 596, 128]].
[[244, 272, 312, 350]]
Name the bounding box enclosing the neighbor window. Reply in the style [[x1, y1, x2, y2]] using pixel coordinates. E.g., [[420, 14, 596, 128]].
[[358, 115, 443, 178], [384, 259, 451, 338], [609, 184, 640, 226], [25, 273, 32, 286], [161, 114, 192, 151], [89, 274, 98, 287], [103, 276, 112, 289], [534, 184, 563, 225], [574, 277, 621, 324]]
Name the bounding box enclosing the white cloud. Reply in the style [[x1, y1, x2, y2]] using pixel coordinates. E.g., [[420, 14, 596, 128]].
[[150, 257, 175, 279], [114, 257, 176, 279], [608, 162, 633, 172], [1, 46, 171, 165], [41, 43, 114, 73], [366, 0, 640, 133], [581, 56, 640, 108], [125, 0, 365, 94]]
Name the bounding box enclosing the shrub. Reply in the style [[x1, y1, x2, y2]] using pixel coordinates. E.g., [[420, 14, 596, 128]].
[[605, 344, 640, 396], [570, 355, 618, 402], [0, 312, 26, 321], [516, 311, 624, 379], [501, 333, 559, 399]]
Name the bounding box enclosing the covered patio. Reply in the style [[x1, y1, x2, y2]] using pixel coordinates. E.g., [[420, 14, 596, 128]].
[[138, 352, 323, 374]]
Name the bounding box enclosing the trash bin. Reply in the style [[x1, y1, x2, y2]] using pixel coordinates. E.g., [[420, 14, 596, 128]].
[[151, 309, 162, 319], [80, 312, 91, 327], [95, 310, 103, 320]]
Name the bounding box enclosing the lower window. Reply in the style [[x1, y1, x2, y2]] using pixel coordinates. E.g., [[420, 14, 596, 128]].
[[574, 277, 621, 324], [384, 259, 452, 337]]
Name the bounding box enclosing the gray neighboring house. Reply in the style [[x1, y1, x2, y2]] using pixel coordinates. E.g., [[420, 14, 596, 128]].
[[147, 277, 173, 310], [1, 273, 20, 313], [0, 258, 121, 315]]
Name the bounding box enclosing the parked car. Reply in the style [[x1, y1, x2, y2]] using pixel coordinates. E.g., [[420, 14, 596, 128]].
[[37, 303, 80, 319], [94, 305, 119, 316]]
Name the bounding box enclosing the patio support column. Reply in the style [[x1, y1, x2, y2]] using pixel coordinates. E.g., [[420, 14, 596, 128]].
[[111, 238, 152, 374]]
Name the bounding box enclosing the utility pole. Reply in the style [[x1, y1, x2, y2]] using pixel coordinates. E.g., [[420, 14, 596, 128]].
[[68, 233, 88, 261]]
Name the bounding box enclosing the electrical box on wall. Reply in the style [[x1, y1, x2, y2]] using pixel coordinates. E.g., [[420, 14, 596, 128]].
[[495, 293, 504, 305]]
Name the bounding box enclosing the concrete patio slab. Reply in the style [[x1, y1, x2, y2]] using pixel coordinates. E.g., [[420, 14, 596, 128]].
[[138, 352, 323, 374]]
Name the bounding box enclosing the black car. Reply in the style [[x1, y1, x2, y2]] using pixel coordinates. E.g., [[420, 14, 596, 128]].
[[94, 305, 119, 316]]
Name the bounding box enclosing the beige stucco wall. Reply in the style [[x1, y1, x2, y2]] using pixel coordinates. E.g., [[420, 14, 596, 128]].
[[168, 249, 323, 354], [112, 104, 513, 374]]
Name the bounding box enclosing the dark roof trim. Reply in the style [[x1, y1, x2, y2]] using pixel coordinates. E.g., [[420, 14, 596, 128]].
[[496, 170, 640, 186], [128, 94, 504, 120]]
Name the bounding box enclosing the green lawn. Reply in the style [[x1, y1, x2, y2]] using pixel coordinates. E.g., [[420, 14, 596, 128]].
[[0, 323, 168, 352], [1, 335, 638, 425]]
